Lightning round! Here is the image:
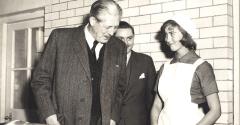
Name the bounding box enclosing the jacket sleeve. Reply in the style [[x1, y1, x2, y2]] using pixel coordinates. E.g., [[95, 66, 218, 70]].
[[111, 42, 127, 122], [31, 30, 58, 122], [146, 57, 157, 114]]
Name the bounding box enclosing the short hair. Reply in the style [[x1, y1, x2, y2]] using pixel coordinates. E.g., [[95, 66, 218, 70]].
[[90, 0, 122, 21], [117, 21, 135, 35], [160, 20, 197, 50]]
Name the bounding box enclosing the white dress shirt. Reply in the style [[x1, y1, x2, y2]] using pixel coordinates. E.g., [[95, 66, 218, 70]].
[[127, 52, 131, 65], [84, 24, 104, 59]]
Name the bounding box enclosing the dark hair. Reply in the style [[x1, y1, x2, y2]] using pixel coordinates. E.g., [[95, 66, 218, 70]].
[[117, 21, 135, 35], [90, 0, 122, 21], [159, 20, 197, 50]]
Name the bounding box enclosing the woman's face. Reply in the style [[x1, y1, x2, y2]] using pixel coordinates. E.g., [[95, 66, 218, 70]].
[[164, 25, 184, 52]]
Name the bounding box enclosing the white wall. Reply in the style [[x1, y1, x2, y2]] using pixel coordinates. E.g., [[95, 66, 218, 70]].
[[0, 0, 239, 124]]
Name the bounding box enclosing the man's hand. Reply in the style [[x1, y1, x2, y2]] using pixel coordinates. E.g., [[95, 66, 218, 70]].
[[110, 119, 116, 125], [46, 114, 61, 125]]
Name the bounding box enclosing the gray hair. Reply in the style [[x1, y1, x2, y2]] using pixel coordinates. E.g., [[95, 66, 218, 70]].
[[90, 0, 122, 21]]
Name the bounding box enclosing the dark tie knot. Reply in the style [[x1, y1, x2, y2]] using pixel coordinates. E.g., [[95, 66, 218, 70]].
[[91, 40, 99, 59], [91, 40, 99, 52]]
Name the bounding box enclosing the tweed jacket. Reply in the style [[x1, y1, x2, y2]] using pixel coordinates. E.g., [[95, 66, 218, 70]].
[[31, 25, 127, 125], [119, 51, 156, 125]]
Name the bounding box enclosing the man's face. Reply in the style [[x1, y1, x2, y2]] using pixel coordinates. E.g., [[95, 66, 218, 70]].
[[115, 28, 134, 54], [90, 12, 121, 44]]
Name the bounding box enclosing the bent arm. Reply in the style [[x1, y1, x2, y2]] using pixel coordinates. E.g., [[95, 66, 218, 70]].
[[151, 94, 163, 125], [197, 93, 221, 125], [146, 57, 157, 111], [31, 30, 58, 122], [195, 62, 221, 125]]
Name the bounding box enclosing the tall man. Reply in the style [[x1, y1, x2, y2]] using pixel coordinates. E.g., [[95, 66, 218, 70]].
[[31, 1, 126, 125], [115, 21, 156, 125]]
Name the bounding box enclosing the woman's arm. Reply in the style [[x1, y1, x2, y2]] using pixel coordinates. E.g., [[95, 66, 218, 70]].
[[197, 93, 221, 125], [151, 94, 163, 125]]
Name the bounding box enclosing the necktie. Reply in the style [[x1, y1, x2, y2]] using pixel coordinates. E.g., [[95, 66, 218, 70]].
[[91, 40, 98, 59]]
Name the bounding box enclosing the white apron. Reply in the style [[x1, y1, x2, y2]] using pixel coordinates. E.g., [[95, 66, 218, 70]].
[[157, 58, 204, 125]]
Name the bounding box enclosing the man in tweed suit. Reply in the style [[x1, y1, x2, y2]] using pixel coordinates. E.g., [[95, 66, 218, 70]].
[[31, 1, 126, 125]]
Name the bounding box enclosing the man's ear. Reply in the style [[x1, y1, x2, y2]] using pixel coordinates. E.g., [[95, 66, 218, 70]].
[[89, 16, 97, 26]]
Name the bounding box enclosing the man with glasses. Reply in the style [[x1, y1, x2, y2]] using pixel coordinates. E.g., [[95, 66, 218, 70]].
[[31, 1, 126, 125], [115, 21, 156, 125]]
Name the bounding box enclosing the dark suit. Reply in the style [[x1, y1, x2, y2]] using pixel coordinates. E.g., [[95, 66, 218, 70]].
[[31, 25, 126, 125], [119, 51, 156, 125]]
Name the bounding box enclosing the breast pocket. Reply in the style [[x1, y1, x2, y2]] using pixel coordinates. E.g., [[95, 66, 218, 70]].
[[138, 73, 146, 80]]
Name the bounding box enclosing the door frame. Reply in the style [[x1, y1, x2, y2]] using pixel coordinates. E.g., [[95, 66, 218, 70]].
[[5, 18, 43, 122], [0, 8, 44, 122]]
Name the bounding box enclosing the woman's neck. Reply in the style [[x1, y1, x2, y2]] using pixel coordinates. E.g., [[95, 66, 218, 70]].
[[175, 47, 189, 59]]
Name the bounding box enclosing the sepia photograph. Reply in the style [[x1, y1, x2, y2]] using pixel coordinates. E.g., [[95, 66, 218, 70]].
[[0, 0, 239, 125]]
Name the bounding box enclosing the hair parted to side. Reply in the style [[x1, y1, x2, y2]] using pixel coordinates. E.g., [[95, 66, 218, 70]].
[[160, 20, 197, 51], [117, 21, 135, 35], [90, 0, 122, 21]]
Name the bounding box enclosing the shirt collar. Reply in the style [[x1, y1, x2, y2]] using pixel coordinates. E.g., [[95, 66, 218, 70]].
[[84, 24, 104, 59], [127, 51, 132, 65], [171, 50, 200, 64], [84, 24, 95, 48]]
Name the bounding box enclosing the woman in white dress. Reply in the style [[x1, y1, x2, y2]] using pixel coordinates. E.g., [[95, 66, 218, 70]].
[[151, 15, 221, 125]]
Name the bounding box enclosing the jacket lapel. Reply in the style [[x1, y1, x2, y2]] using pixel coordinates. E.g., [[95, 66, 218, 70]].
[[99, 38, 114, 124], [126, 52, 133, 86], [125, 51, 135, 94], [100, 38, 114, 92], [71, 26, 91, 80]]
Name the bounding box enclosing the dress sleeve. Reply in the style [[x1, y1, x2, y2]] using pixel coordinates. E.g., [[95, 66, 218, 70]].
[[191, 61, 219, 104]]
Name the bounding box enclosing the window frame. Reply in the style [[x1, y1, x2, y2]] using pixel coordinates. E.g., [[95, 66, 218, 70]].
[[0, 9, 44, 122]]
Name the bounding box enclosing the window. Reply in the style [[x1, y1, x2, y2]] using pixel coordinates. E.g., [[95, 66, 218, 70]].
[[11, 27, 44, 109]]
